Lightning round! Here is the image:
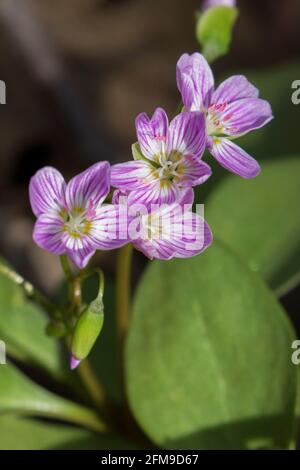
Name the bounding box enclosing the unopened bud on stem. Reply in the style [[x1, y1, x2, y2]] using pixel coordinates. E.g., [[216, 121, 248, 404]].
[[70, 298, 104, 369], [70, 269, 105, 369]]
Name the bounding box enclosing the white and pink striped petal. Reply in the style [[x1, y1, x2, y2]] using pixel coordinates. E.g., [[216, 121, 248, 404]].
[[65, 161, 110, 212], [111, 160, 156, 191], [29, 167, 66, 217], [33, 212, 65, 255], [135, 108, 169, 161], [176, 53, 214, 110], [167, 111, 206, 158], [175, 155, 211, 187], [209, 137, 261, 179]]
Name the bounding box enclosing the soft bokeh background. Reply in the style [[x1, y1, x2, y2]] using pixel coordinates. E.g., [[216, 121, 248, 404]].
[[0, 0, 300, 450], [0, 0, 299, 299]]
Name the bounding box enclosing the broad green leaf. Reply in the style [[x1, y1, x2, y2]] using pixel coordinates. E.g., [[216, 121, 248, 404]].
[[196, 6, 238, 62], [0, 361, 106, 433], [0, 415, 135, 450], [126, 241, 297, 449], [0, 267, 66, 380], [206, 158, 300, 295]]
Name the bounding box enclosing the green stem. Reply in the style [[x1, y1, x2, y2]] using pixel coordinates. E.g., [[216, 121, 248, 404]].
[[60, 254, 83, 313], [0, 262, 60, 319], [80, 268, 105, 299], [77, 359, 107, 409], [60, 256, 112, 414], [60, 254, 73, 280], [116, 244, 133, 391]]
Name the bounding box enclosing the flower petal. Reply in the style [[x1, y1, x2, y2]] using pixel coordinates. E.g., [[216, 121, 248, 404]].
[[176, 53, 214, 110], [131, 203, 212, 260], [128, 180, 180, 207], [33, 213, 65, 255], [211, 75, 259, 105], [66, 246, 96, 270], [112, 189, 129, 205], [172, 211, 213, 258], [111, 160, 156, 191], [135, 108, 169, 160], [214, 98, 273, 136], [167, 112, 206, 157], [133, 238, 176, 261], [65, 161, 110, 211], [176, 155, 212, 187], [177, 187, 195, 208], [209, 137, 261, 179], [89, 204, 129, 250], [29, 167, 66, 217], [61, 231, 96, 269]]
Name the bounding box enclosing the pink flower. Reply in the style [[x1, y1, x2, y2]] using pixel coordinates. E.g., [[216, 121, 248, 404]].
[[113, 189, 212, 260], [111, 108, 211, 206], [29, 162, 128, 268], [177, 53, 273, 178]]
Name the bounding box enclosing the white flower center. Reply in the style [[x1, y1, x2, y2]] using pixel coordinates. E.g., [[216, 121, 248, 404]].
[[158, 157, 180, 180], [156, 143, 181, 181], [63, 208, 92, 238]]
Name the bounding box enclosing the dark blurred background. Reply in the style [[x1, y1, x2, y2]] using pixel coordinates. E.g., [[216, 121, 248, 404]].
[[0, 0, 299, 298]]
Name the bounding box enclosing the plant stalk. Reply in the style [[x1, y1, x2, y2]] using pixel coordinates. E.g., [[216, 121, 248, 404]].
[[116, 244, 133, 393]]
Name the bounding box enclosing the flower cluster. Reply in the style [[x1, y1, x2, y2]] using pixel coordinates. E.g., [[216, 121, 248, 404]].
[[29, 52, 272, 268]]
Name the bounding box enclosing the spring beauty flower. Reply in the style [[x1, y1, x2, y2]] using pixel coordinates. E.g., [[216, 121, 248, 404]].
[[29, 162, 128, 269], [111, 108, 211, 206], [176, 53, 273, 178], [114, 188, 212, 260], [202, 0, 236, 10]]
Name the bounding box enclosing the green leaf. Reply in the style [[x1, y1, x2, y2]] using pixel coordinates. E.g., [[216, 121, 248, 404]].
[[196, 6, 238, 62], [206, 158, 300, 295], [0, 415, 136, 450], [126, 241, 297, 449], [0, 361, 106, 433], [0, 269, 65, 379]]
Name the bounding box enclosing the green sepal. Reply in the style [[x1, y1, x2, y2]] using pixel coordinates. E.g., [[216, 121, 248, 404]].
[[131, 142, 149, 162]]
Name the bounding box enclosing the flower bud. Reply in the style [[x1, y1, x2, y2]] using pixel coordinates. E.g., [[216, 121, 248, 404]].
[[70, 297, 104, 369], [202, 0, 236, 10]]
